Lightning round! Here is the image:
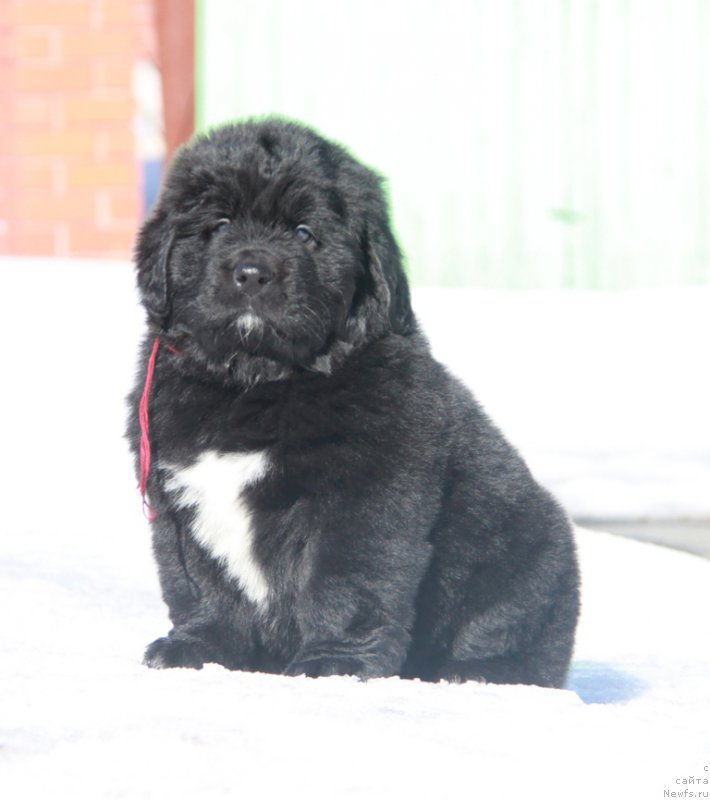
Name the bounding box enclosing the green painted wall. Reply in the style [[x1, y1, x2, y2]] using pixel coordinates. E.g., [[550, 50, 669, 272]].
[[196, 0, 710, 289]]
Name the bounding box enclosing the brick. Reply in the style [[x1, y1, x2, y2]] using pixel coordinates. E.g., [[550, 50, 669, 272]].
[[66, 161, 137, 188], [96, 187, 141, 224], [17, 28, 61, 63], [0, 57, 16, 79], [17, 158, 60, 189], [0, 5, 14, 26], [15, 2, 92, 26], [94, 129, 137, 161], [0, 29, 11, 49], [63, 95, 134, 124], [16, 130, 97, 157], [62, 30, 137, 59], [13, 95, 58, 126], [99, 2, 140, 25], [7, 221, 58, 256], [93, 56, 134, 89], [16, 63, 93, 92], [3, 154, 17, 179], [16, 188, 97, 222]]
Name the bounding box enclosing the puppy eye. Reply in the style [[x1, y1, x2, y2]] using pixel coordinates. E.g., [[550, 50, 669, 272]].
[[295, 225, 316, 245], [213, 218, 231, 233]]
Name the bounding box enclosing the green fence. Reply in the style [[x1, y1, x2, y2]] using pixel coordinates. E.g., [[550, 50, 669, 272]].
[[196, 0, 710, 289]]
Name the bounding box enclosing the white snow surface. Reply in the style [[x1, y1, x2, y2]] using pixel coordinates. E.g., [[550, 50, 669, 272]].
[[1, 259, 709, 798]]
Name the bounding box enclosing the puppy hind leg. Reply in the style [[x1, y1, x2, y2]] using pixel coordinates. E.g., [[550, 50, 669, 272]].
[[284, 622, 411, 679], [432, 590, 579, 689], [284, 585, 414, 679], [432, 653, 565, 688]]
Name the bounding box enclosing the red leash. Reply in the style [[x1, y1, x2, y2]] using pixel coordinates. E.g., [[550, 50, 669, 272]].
[[139, 337, 185, 519], [138, 337, 162, 520]]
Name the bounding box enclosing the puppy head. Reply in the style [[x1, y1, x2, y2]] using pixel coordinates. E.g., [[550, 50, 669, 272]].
[[135, 118, 414, 382]]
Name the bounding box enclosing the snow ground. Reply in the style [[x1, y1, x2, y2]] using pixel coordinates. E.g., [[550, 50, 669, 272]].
[[1, 259, 709, 799]]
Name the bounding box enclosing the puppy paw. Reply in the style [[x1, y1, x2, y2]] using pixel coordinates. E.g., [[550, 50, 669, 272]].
[[143, 636, 206, 670], [284, 654, 367, 679]]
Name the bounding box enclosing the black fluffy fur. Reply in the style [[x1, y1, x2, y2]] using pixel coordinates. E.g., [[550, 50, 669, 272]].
[[127, 118, 579, 687]]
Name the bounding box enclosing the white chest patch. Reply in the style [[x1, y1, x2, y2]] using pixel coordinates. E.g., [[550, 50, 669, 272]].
[[164, 450, 270, 606]]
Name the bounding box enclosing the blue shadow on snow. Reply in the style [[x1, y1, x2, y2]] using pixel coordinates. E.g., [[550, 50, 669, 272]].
[[566, 660, 647, 705]]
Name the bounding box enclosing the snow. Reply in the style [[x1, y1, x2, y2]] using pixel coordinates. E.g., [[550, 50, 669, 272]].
[[1, 258, 709, 799]]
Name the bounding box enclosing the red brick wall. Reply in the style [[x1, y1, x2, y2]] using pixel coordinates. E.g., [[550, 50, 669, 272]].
[[0, 0, 147, 258]]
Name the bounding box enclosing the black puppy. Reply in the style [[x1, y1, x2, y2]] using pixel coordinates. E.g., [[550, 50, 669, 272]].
[[127, 118, 579, 687]]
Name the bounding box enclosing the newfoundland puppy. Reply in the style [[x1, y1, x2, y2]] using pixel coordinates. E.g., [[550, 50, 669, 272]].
[[127, 118, 579, 687]]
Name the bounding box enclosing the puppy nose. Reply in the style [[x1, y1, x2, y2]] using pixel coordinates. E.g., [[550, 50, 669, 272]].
[[233, 262, 274, 296]]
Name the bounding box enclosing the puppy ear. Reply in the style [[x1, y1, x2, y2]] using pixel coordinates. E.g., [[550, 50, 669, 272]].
[[135, 209, 175, 327], [364, 212, 415, 336]]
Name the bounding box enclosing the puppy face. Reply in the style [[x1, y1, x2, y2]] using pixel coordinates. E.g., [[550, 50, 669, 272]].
[[136, 119, 414, 381]]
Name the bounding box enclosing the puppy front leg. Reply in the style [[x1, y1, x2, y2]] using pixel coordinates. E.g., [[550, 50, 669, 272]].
[[143, 513, 224, 670], [144, 626, 215, 670]]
